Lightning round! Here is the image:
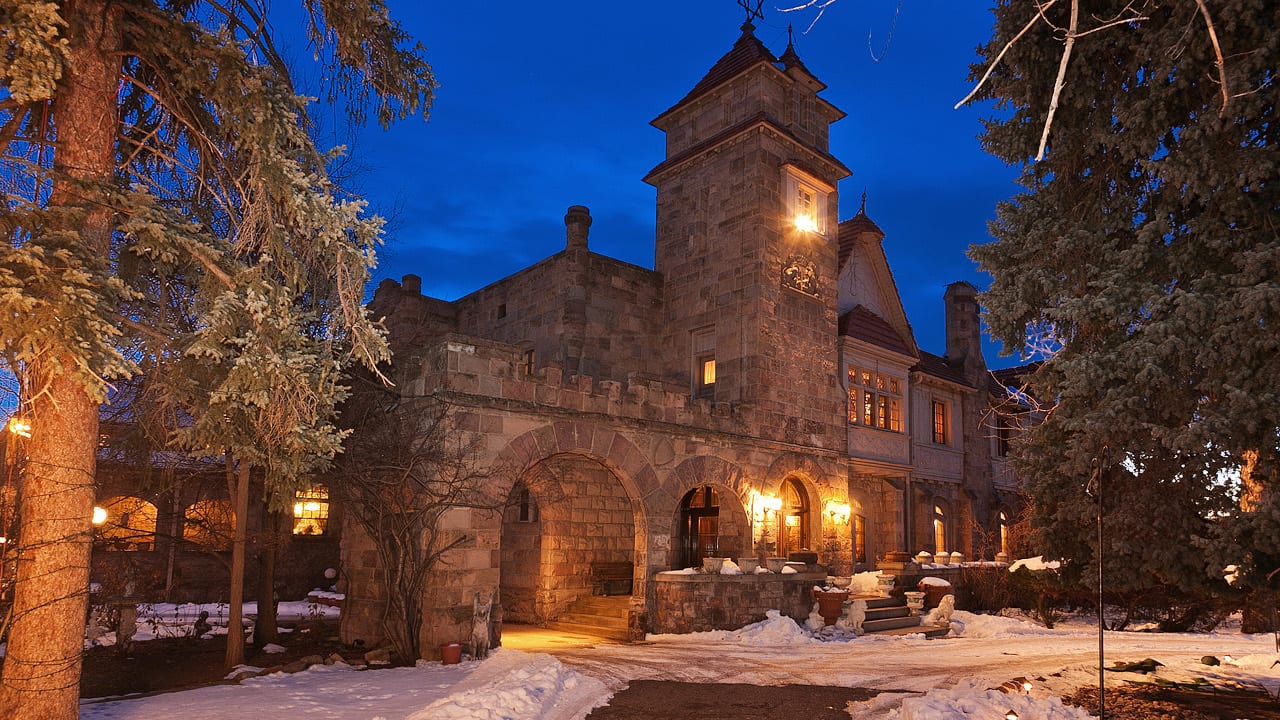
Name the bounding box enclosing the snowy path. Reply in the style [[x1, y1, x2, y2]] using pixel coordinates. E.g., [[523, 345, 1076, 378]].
[[80, 611, 1280, 720]]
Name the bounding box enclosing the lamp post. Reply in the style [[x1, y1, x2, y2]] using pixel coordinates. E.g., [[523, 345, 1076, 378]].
[[1086, 445, 1110, 718]]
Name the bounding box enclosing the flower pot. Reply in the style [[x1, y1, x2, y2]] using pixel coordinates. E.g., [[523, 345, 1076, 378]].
[[950, 551, 965, 565], [811, 588, 850, 626], [904, 591, 926, 615], [934, 551, 950, 566], [440, 642, 463, 665], [702, 557, 725, 573], [766, 557, 787, 573], [915, 551, 933, 565], [736, 557, 759, 573]]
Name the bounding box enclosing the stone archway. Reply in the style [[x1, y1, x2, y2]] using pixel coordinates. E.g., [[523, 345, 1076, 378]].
[[665, 456, 752, 570], [493, 422, 655, 626]]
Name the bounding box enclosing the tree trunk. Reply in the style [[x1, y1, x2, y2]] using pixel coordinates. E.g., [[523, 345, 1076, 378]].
[[253, 508, 280, 647], [225, 461, 251, 669], [0, 3, 120, 718]]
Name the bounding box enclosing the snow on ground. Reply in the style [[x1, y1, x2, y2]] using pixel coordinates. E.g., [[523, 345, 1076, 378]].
[[77, 602, 1279, 720], [84, 597, 341, 648]]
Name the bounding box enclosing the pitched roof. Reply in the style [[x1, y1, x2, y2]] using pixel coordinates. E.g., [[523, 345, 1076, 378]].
[[913, 351, 972, 388], [837, 211, 885, 271], [654, 22, 777, 124], [839, 305, 914, 358]]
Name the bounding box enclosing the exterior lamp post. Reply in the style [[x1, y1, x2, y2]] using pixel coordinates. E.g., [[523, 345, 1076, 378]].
[[1085, 445, 1110, 718]]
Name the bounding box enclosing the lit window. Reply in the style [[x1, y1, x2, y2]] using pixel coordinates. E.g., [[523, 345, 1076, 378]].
[[932, 400, 949, 445], [784, 166, 830, 235], [999, 510, 1010, 555], [933, 503, 947, 553], [853, 514, 867, 564], [692, 328, 716, 400], [847, 367, 903, 432], [292, 485, 329, 535]]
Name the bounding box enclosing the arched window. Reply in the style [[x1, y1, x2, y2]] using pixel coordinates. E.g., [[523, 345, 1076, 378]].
[[932, 502, 948, 553], [779, 478, 809, 558], [97, 496, 158, 551], [184, 499, 235, 550], [678, 486, 719, 568]]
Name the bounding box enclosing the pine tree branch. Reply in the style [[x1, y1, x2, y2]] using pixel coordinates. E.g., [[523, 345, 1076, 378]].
[[955, 1, 1058, 110], [1192, 0, 1230, 117], [1037, 0, 1080, 161]]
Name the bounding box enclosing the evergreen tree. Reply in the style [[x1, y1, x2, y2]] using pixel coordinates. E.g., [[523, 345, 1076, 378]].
[[969, 0, 1278, 605], [0, 2, 433, 717]]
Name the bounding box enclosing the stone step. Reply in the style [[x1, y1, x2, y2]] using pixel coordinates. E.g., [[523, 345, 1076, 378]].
[[867, 623, 951, 639], [864, 605, 911, 621], [545, 620, 630, 641], [556, 611, 629, 630], [573, 596, 630, 612], [862, 615, 926, 633]]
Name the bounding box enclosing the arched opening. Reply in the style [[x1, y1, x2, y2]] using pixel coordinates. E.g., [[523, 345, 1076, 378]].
[[499, 454, 638, 625], [678, 485, 720, 568], [778, 478, 809, 558], [851, 498, 867, 565], [97, 496, 158, 551], [183, 499, 234, 550]]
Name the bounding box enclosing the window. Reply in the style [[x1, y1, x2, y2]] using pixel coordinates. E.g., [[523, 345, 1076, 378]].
[[696, 355, 716, 399], [497, 303, 507, 319], [521, 348, 535, 376], [292, 485, 329, 535], [691, 327, 716, 400], [784, 166, 830, 235], [999, 510, 1010, 555], [853, 513, 867, 564], [779, 478, 809, 558], [516, 486, 538, 523], [847, 367, 903, 432], [932, 400, 949, 445], [932, 503, 947, 553], [996, 414, 1014, 457]]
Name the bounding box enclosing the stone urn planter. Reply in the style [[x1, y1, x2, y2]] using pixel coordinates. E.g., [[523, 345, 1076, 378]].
[[765, 557, 787, 573], [736, 557, 759, 573], [811, 588, 850, 626], [904, 591, 926, 616], [876, 573, 896, 596], [702, 557, 726, 573]]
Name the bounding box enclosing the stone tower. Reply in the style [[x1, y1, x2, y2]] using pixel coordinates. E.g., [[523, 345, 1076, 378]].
[[644, 21, 851, 447]]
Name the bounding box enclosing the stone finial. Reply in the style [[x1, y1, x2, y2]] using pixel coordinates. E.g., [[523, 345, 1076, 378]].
[[565, 205, 592, 250]]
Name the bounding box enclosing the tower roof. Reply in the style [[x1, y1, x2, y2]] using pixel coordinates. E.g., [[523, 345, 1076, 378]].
[[654, 22, 777, 124]]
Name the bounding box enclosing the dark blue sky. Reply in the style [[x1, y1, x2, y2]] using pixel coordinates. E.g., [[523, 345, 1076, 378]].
[[300, 1, 1025, 367]]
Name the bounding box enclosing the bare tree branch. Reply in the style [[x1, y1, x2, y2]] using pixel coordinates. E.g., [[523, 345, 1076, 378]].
[[1037, 0, 1081, 161]]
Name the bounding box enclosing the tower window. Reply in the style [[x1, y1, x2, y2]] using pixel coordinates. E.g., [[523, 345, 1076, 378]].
[[932, 400, 950, 445], [691, 327, 716, 400]]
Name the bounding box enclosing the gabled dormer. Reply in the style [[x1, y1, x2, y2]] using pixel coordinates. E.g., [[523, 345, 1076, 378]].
[[836, 199, 919, 358]]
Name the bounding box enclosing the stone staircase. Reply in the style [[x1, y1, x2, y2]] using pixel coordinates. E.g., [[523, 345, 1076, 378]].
[[546, 595, 631, 641], [858, 594, 949, 638]]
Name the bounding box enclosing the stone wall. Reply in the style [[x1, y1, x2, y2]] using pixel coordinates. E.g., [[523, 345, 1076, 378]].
[[651, 570, 827, 633]]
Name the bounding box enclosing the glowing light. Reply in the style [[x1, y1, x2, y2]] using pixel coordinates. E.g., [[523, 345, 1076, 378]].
[[91, 506, 108, 525], [6, 417, 31, 438], [794, 214, 818, 233], [1005, 711, 1019, 720], [762, 495, 783, 513], [1022, 681, 1033, 694], [293, 502, 304, 516], [824, 501, 851, 524]]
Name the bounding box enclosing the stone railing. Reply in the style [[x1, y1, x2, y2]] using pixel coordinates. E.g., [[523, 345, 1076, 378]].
[[650, 569, 827, 634]]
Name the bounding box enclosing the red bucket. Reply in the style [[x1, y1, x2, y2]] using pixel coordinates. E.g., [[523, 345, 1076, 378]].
[[440, 642, 463, 665]]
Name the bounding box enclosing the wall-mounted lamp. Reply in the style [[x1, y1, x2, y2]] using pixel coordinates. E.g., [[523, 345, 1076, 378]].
[[824, 501, 851, 524], [91, 506, 107, 526], [1005, 711, 1019, 720], [794, 213, 819, 233], [6, 417, 31, 439]]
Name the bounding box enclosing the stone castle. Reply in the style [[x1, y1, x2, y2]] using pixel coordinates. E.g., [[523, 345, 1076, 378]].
[[339, 19, 1022, 651]]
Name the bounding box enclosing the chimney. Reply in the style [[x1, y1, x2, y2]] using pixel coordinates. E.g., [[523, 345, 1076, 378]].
[[401, 274, 422, 296], [564, 205, 592, 251], [944, 281, 981, 371]]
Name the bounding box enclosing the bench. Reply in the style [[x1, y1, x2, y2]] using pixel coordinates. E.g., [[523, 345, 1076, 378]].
[[591, 561, 634, 596]]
